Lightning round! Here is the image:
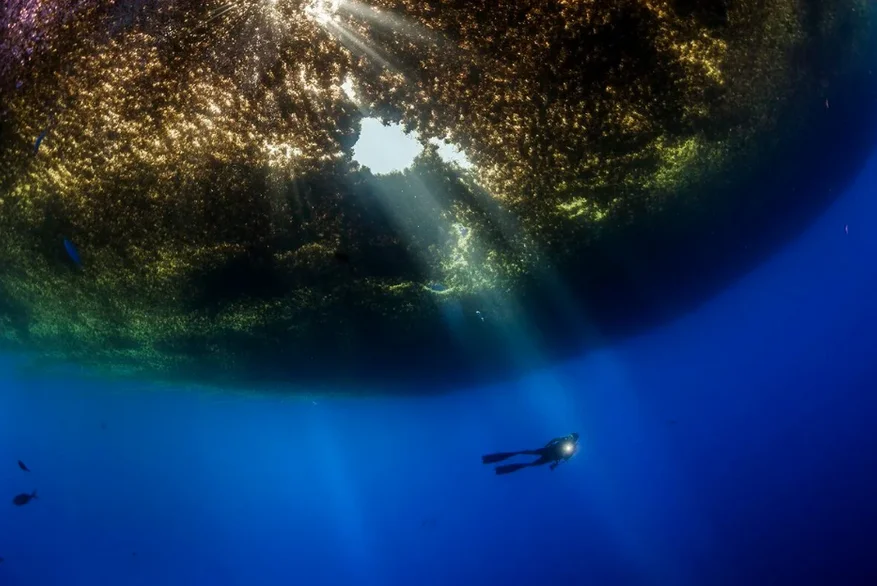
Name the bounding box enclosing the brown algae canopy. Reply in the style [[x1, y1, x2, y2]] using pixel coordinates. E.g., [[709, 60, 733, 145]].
[[0, 0, 874, 391]]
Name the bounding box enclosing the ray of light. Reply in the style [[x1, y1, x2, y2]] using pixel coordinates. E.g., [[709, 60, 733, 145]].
[[323, 17, 398, 73], [204, 2, 240, 25], [339, 0, 443, 48], [296, 3, 608, 371], [304, 0, 342, 25]]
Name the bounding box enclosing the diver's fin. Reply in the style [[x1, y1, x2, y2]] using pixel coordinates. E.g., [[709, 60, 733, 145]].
[[495, 463, 529, 475], [482, 452, 518, 464]]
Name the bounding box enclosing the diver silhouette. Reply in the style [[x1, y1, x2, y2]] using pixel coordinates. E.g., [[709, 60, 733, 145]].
[[482, 433, 580, 475]]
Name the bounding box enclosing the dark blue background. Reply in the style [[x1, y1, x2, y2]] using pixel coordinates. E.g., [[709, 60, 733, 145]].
[[2, 155, 877, 585]]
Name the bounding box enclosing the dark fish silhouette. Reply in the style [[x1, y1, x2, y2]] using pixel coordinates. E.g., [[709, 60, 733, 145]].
[[64, 238, 82, 267], [17, 460, 29, 472], [33, 128, 49, 154], [0, 556, 4, 563], [33, 115, 56, 154], [12, 491, 37, 506], [333, 250, 351, 264]]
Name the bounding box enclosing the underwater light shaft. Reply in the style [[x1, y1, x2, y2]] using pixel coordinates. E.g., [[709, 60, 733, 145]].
[[305, 0, 342, 24]]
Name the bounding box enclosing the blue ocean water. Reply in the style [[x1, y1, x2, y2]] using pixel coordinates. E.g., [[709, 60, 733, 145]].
[[2, 154, 877, 585]]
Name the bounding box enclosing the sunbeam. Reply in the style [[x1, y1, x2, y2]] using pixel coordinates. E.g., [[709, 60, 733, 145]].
[[308, 0, 607, 375], [204, 2, 240, 25], [339, 0, 444, 48], [304, 0, 342, 25], [323, 17, 398, 72]]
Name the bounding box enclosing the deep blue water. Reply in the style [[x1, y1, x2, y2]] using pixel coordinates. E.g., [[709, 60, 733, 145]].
[[2, 151, 877, 585]]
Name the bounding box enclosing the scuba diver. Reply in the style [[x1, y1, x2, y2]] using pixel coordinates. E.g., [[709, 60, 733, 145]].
[[482, 433, 580, 475]]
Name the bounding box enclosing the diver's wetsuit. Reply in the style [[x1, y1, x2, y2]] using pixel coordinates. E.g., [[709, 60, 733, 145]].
[[482, 433, 580, 475]]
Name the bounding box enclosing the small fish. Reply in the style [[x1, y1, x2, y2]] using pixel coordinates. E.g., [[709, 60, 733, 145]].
[[33, 114, 58, 154], [64, 238, 82, 266], [844, 224, 849, 235], [825, 98, 830, 109], [0, 556, 4, 563], [333, 250, 351, 264], [12, 491, 37, 506], [17, 460, 29, 472], [475, 310, 484, 322], [33, 129, 48, 154]]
